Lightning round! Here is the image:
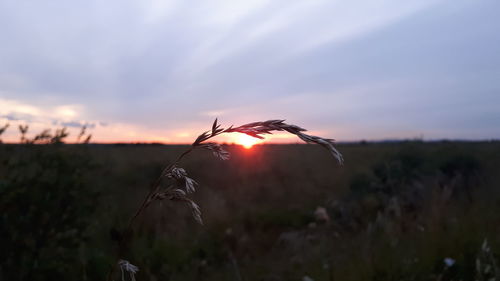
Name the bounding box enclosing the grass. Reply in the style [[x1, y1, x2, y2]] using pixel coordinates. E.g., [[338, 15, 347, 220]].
[[104, 119, 344, 280], [1, 132, 500, 280]]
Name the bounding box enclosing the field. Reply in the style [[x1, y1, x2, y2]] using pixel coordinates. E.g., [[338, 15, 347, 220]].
[[1, 141, 500, 280]]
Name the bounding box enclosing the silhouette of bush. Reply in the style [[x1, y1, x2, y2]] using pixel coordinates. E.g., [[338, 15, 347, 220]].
[[0, 145, 97, 280]]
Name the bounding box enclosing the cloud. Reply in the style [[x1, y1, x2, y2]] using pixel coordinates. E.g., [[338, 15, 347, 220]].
[[0, 98, 85, 123], [0, 98, 103, 141], [201, 110, 226, 117], [140, 0, 177, 24], [59, 121, 96, 129], [2, 112, 34, 121], [0, 0, 499, 141]]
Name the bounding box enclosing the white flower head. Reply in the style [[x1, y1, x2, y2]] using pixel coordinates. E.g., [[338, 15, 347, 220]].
[[302, 276, 315, 281], [118, 259, 139, 281], [444, 257, 455, 267]]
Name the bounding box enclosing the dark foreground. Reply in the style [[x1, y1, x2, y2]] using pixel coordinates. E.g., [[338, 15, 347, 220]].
[[1, 141, 500, 281]]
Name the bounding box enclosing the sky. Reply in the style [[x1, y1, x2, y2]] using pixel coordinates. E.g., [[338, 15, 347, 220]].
[[0, 0, 499, 143]]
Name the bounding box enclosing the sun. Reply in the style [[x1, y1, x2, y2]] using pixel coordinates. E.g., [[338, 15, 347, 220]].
[[237, 134, 259, 149]]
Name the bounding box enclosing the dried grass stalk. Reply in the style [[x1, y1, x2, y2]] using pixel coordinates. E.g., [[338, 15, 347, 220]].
[[108, 118, 343, 280]]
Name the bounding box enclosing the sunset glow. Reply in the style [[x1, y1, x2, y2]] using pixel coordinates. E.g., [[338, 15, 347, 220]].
[[0, 1, 499, 142], [236, 134, 259, 149]]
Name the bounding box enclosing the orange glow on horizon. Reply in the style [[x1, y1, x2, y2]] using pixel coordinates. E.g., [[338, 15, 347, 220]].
[[236, 134, 259, 149]]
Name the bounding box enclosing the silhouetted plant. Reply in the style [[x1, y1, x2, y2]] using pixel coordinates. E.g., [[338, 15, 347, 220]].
[[108, 118, 343, 280], [475, 239, 499, 281], [76, 125, 92, 144], [0, 141, 97, 280], [0, 123, 8, 143], [19, 127, 91, 145], [18, 124, 29, 143]]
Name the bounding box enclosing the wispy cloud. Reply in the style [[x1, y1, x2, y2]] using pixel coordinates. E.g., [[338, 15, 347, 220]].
[[0, 0, 499, 142]]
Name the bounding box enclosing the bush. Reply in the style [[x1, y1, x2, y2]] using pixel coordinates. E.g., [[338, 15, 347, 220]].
[[0, 145, 97, 280]]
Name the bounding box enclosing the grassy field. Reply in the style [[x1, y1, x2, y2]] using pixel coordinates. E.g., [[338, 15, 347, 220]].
[[1, 141, 500, 280]]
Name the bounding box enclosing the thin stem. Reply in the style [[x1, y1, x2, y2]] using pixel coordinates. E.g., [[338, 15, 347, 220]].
[[127, 147, 194, 228], [107, 146, 196, 281], [106, 119, 342, 280]]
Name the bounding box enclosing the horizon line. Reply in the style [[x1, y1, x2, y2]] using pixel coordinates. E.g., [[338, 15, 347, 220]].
[[1, 138, 499, 145]]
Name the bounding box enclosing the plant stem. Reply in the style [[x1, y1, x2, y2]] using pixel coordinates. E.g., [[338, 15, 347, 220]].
[[107, 146, 195, 280]]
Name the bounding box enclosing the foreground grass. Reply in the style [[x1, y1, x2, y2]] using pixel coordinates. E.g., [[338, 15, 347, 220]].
[[1, 141, 499, 280]]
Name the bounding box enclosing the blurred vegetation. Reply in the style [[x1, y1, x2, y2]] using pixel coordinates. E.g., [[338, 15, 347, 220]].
[[0, 145, 97, 280], [1, 139, 500, 280]]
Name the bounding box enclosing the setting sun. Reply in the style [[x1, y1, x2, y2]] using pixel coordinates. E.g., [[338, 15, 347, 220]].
[[236, 134, 259, 149]]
